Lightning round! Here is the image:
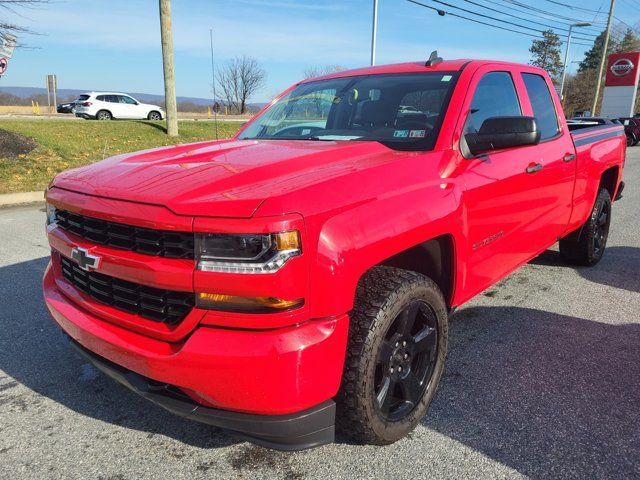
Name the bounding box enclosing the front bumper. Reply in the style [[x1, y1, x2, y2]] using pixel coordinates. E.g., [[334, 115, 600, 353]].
[[69, 337, 336, 450], [43, 262, 349, 449]]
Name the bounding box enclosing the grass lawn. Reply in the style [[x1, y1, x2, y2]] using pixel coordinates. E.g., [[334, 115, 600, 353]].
[[0, 119, 244, 194]]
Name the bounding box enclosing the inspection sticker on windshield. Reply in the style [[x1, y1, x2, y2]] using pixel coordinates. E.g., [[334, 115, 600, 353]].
[[441, 75, 453, 82], [409, 130, 426, 138], [393, 130, 409, 138]]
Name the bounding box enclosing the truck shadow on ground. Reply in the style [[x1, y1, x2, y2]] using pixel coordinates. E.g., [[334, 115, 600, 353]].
[[0, 257, 237, 449], [425, 305, 640, 479], [529, 246, 640, 294]]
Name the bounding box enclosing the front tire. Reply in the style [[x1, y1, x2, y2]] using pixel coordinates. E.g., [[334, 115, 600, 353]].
[[337, 266, 448, 445], [96, 110, 112, 121], [559, 188, 612, 266], [148, 111, 162, 121]]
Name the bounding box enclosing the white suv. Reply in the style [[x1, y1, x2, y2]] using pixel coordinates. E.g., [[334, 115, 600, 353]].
[[74, 92, 165, 121]]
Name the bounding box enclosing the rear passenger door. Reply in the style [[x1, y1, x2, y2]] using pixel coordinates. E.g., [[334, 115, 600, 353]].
[[519, 71, 576, 240], [460, 68, 550, 298], [103, 95, 124, 118]]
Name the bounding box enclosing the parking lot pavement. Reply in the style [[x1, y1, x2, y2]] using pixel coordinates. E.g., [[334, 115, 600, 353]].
[[0, 153, 639, 480]]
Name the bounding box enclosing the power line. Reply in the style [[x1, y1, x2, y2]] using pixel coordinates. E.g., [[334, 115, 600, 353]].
[[499, 0, 607, 25], [538, 0, 605, 14], [421, 0, 597, 41], [405, 0, 595, 45], [480, 0, 604, 33], [460, 0, 598, 39]]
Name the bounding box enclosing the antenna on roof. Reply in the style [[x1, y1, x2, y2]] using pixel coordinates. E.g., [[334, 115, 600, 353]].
[[425, 50, 443, 67]]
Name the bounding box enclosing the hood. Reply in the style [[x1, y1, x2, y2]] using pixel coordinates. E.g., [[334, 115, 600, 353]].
[[53, 139, 403, 217]]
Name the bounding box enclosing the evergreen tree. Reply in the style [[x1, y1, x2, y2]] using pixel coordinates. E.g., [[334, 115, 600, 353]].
[[616, 28, 640, 53], [579, 30, 619, 72], [529, 30, 564, 79]]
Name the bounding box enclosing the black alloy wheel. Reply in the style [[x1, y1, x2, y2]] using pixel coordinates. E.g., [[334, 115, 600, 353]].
[[374, 300, 438, 421], [337, 266, 448, 445], [559, 188, 612, 266], [592, 196, 610, 258]]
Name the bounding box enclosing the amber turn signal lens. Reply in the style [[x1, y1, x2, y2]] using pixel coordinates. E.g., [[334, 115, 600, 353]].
[[275, 231, 300, 251], [197, 292, 304, 313]]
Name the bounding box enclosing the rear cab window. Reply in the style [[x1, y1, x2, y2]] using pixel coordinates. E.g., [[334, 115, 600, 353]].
[[521, 73, 560, 140]]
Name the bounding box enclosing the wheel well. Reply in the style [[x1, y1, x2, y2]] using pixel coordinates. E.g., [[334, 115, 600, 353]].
[[376, 235, 454, 306], [149, 110, 160, 117], [600, 166, 619, 199]]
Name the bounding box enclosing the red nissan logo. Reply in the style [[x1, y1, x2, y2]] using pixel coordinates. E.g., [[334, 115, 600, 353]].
[[611, 58, 635, 76]]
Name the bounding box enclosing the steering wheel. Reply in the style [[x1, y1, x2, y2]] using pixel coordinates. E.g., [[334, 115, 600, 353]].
[[272, 125, 325, 138]]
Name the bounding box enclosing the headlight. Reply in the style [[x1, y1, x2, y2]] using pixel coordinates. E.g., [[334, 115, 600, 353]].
[[196, 231, 301, 274], [46, 203, 57, 226]]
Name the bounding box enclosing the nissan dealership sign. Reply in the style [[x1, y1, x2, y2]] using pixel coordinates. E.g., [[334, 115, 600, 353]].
[[610, 58, 635, 77], [600, 52, 640, 118]]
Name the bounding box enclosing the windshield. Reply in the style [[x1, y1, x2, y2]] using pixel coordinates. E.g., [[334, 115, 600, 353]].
[[238, 72, 458, 151]]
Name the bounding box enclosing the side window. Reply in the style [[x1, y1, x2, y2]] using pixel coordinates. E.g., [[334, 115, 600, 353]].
[[105, 95, 118, 103], [96, 95, 106, 101], [120, 96, 137, 105], [464, 72, 521, 134], [521, 73, 560, 140]]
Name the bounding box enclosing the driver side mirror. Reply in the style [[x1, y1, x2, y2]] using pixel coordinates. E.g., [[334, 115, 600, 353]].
[[464, 116, 540, 156]]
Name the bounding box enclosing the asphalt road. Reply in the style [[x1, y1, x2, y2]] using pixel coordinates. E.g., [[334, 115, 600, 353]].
[[1, 152, 639, 479]]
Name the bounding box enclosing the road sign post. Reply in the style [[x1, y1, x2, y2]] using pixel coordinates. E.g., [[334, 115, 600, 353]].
[[46, 74, 57, 115]]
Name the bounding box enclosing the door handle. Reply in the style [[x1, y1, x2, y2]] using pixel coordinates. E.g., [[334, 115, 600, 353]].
[[563, 153, 576, 162], [526, 163, 543, 174]]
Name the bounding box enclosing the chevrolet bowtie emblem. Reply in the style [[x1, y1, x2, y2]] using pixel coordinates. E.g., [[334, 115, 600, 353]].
[[71, 247, 101, 272]]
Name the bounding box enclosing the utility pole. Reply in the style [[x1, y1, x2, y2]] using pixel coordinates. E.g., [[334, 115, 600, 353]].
[[210, 29, 218, 140], [370, 0, 378, 66], [159, 0, 178, 136], [591, 0, 615, 116]]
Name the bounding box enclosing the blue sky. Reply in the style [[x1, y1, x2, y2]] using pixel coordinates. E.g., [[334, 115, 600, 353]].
[[2, 0, 638, 101]]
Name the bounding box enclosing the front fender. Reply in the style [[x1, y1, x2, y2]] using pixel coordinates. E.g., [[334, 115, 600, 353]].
[[308, 181, 465, 318]]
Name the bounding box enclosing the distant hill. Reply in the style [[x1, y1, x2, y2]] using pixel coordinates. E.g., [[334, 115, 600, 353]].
[[0, 86, 266, 111]]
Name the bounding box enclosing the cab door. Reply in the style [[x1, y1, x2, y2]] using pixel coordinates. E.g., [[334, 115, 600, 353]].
[[458, 67, 550, 299], [517, 70, 576, 240]]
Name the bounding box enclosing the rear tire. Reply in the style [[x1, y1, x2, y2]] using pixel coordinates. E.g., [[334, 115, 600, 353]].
[[626, 133, 637, 147], [336, 266, 448, 445], [147, 111, 161, 121], [559, 188, 612, 266], [96, 110, 112, 121]]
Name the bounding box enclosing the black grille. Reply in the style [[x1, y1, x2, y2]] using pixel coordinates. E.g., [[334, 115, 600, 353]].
[[55, 209, 194, 259], [60, 255, 195, 324]]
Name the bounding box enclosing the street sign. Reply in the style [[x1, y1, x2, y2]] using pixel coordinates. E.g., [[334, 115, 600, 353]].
[[0, 57, 8, 76], [0, 34, 17, 59]]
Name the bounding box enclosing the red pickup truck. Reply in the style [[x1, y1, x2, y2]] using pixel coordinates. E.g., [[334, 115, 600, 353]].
[[43, 59, 625, 450]]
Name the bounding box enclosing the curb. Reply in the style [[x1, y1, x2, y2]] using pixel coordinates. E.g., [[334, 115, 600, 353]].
[[0, 191, 44, 207]]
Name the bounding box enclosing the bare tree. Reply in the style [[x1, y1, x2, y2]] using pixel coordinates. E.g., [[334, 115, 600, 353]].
[[303, 65, 345, 79], [216, 56, 266, 114]]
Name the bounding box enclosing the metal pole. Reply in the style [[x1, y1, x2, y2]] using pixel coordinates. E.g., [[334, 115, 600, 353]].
[[560, 26, 573, 102], [52, 75, 57, 115], [46, 75, 51, 115], [210, 28, 218, 140], [159, 0, 178, 136], [370, 0, 378, 66], [592, 0, 616, 116]]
